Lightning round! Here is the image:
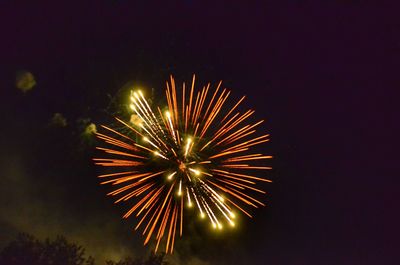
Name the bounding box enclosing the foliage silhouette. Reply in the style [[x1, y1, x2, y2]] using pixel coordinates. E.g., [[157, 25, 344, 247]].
[[0, 234, 168, 265], [0, 233, 88, 265]]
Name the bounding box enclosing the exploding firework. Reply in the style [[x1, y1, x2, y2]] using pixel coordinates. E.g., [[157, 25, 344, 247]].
[[94, 75, 272, 253]]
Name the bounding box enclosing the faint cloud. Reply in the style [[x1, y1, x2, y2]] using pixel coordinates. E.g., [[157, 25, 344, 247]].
[[16, 70, 36, 93], [50, 113, 68, 127], [83, 123, 97, 135]]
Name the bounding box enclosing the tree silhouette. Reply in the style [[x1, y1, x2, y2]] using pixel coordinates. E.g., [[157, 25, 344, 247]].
[[0, 234, 168, 265], [0, 233, 92, 265], [105, 252, 168, 265]]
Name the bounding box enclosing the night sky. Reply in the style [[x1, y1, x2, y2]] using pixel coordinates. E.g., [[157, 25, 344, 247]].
[[0, 1, 398, 265]]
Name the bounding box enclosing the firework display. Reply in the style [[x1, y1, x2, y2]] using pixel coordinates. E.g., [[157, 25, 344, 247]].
[[94, 75, 272, 253]]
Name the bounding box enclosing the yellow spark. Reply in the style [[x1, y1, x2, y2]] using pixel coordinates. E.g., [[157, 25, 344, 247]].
[[189, 168, 200, 176], [184, 137, 192, 157], [178, 180, 182, 196], [167, 171, 177, 180], [154, 151, 168, 160], [186, 187, 192, 207]]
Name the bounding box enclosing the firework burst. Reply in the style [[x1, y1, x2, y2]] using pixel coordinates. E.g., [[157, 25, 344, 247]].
[[94, 75, 272, 253]]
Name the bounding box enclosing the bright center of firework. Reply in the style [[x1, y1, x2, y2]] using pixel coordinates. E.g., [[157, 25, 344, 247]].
[[178, 161, 186, 172]]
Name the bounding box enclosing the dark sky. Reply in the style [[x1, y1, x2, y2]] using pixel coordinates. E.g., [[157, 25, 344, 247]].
[[0, 1, 398, 265]]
